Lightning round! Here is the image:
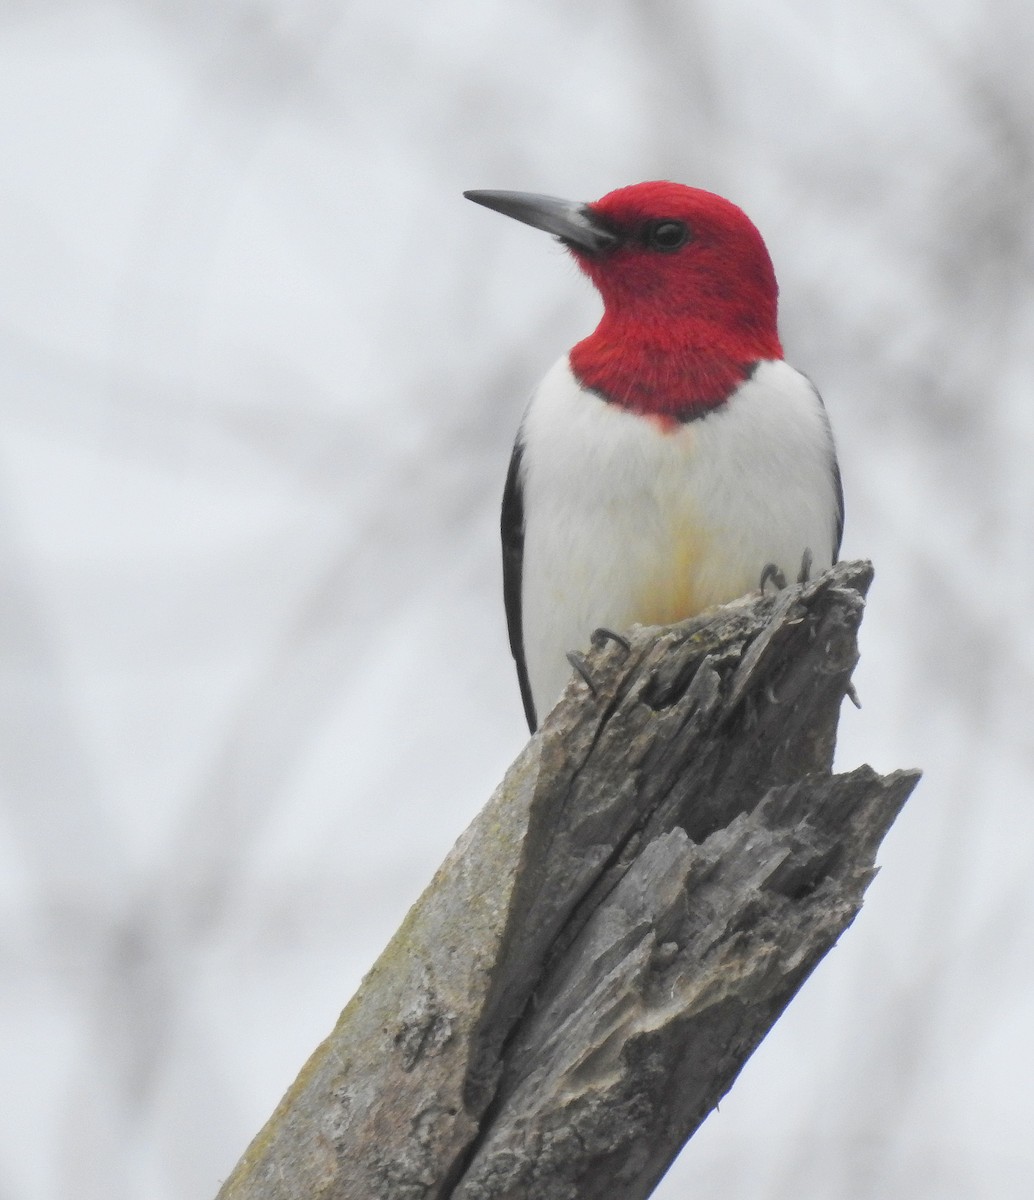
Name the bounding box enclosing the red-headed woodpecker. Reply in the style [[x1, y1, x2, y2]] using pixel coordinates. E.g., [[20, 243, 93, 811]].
[[465, 182, 843, 733]]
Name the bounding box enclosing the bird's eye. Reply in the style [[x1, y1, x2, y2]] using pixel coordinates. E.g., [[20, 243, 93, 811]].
[[644, 220, 691, 252]]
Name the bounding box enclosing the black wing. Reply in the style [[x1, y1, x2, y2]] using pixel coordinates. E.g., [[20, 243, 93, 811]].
[[501, 435, 537, 732], [831, 454, 845, 563]]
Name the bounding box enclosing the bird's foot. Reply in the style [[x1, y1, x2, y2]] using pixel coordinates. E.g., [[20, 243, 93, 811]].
[[566, 651, 598, 697], [567, 631, 629, 702], [797, 547, 813, 585], [590, 627, 631, 654], [759, 563, 787, 596]]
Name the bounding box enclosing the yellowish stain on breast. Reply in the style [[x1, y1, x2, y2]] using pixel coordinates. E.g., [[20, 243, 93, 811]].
[[631, 516, 709, 627], [630, 510, 752, 628]]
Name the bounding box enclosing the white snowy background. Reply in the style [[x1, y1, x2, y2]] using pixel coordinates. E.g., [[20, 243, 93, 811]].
[[2, 2, 1033, 1197]]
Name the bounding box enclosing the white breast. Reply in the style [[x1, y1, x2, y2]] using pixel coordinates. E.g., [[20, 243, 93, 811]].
[[517, 355, 840, 723]]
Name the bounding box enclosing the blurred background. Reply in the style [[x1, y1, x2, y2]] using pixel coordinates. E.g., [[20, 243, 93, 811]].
[[2, 1, 1033, 1197]]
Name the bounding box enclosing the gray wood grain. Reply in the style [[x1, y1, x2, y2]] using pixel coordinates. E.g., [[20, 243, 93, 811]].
[[216, 561, 919, 1200]]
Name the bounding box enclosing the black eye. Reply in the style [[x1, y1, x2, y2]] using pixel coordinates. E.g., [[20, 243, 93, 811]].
[[644, 220, 690, 252]]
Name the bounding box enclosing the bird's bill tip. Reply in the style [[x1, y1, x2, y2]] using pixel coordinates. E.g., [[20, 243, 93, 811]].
[[463, 188, 618, 253]]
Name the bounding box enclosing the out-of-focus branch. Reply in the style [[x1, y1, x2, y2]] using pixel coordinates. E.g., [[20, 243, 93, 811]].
[[216, 561, 919, 1200]]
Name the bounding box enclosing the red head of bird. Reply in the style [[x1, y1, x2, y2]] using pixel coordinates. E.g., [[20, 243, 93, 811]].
[[465, 181, 783, 421]]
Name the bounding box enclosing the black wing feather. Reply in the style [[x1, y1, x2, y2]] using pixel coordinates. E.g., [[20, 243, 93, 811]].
[[501, 436, 537, 732], [831, 454, 845, 562]]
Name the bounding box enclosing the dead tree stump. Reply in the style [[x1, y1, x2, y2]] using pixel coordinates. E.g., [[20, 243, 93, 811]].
[[216, 560, 919, 1200]]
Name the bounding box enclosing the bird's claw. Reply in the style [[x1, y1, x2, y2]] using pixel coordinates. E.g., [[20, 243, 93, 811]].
[[569, 631, 629, 701], [759, 563, 787, 595], [566, 651, 598, 697], [797, 547, 813, 584], [590, 627, 631, 654]]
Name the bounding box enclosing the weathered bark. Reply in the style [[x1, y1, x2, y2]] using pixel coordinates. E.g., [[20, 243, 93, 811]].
[[216, 560, 919, 1200]]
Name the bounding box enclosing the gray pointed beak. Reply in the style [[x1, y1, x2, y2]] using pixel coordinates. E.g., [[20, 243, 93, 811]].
[[464, 189, 619, 253]]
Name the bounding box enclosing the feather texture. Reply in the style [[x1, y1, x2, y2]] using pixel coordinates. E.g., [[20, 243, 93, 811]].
[[508, 356, 842, 728]]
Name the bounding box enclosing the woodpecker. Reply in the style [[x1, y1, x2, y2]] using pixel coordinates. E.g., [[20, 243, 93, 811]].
[[465, 182, 843, 733]]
